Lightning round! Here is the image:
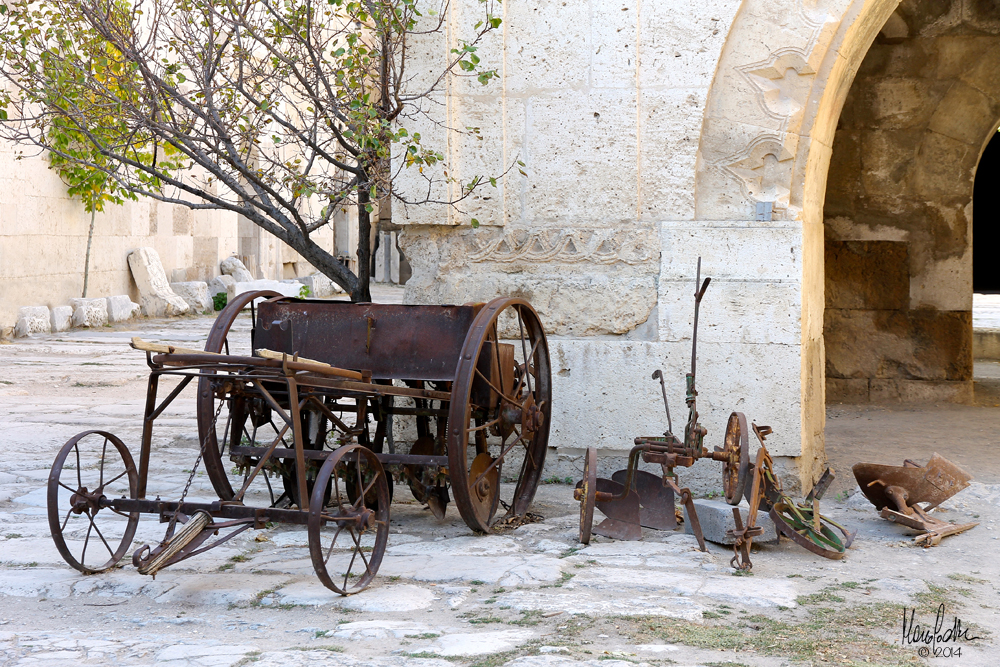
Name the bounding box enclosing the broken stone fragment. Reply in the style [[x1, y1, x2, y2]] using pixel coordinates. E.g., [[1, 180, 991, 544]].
[[299, 273, 343, 298], [220, 256, 255, 282], [170, 281, 213, 314], [70, 298, 109, 328], [14, 306, 50, 337], [127, 247, 190, 318], [683, 498, 778, 545], [50, 306, 73, 333], [207, 274, 235, 301], [105, 295, 141, 323]]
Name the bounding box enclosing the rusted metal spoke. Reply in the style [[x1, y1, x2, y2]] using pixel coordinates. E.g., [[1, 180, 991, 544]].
[[58, 481, 80, 495], [81, 515, 93, 565], [109, 508, 131, 518], [473, 368, 523, 410], [99, 438, 109, 488], [61, 507, 74, 532], [101, 467, 133, 489], [343, 528, 360, 589], [352, 455, 364, 511], [467, 416, 502, 433], [324, 523, 347, 565], [349, 526, 373, 574], [471, 435, 521, 491], [509, 336, 542, 400], [516, 306, 533, 396], [75, 445, 82, 491], [84, 510, 115, 559], [359, 470, 379, 501], [234, 421, 291, 502]]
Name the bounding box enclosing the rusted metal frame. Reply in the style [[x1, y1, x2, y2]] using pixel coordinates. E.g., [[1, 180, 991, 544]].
[[246, 378, 294, 428], [473, 367, 527, 412], [230, 444, 450, 468], [285, 376, 310, 512], [303, 394, 360, 436], [106, 497, 366, 527], [233, 420, 293, 503], [137, 372, 160, 498], [160, 520, 255, 566], [145, 375, 194, 422]]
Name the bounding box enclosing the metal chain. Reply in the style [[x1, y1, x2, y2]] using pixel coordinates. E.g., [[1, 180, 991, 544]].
[[166, 390, 225, 537]]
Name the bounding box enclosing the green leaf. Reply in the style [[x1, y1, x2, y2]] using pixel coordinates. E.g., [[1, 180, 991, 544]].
[[471, 218, 480, 228], [489, 177, 497, 187]]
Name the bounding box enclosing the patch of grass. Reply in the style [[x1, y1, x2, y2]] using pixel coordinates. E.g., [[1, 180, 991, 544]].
[[731, 569, 753, 577], [404, 633, 441, 639], [470, 579, 485, 585], [948, 573, 988, 585], [706, 662, 750, 667], [484, 597, 497, 604], [468, 648, 528, 667], [218, 563, 235, 572], [5, 534, 23, 539], [230, 554, 250, 563], [286, 645, 343, 652], [493, 587, 506, 594], [629, 602, 915, 666], [389, 575, 401, 582], [913, 581, 954, 609], [508, 610, 543, 627], [232, 651, 262, 666], [796, 589, 845, 605], [558, 547, 581, 559], [542, 571, 575, 588], [786, 573, 801, 578], [702, 611, 724, 619], [26, 562, 37, 567], [839, 581, 861, 589], [0, 380, 13, 385], [542, 476, 574, 484], [468, 616, 504, 624]]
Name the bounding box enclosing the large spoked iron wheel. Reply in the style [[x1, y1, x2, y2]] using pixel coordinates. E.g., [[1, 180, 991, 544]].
[[198, 290, 280, 501], [308, 444, 390, 595], [48, 431, 139, 574], [448, 298, 551, 533]]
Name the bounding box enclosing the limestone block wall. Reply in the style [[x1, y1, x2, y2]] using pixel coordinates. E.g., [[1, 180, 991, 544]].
[[822, 0, 1000, 404]]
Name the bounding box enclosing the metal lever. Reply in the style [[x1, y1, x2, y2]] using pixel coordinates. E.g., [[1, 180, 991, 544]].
[[651, 369, 673, 434]]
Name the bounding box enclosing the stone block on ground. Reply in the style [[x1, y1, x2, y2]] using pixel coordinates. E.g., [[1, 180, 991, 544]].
[[683, 498, 778, 545], [127, 247, 190, 318], [220, 256, 255, 282], [105, 295, 140, 323], [299, 273, 343, 298], [50, 306, 73, 332], [234, 280, 304, 305], [14, 306, 51, 337], [170, 281, 213, 314], [207, 275, 235, 300], [70, 298, 109, 328]]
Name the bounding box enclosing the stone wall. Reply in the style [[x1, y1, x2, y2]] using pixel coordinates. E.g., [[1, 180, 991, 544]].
[[822, 0, 1000, 403]]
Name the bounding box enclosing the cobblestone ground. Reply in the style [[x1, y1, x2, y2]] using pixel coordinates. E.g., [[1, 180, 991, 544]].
[[1, 304, 998, 666]]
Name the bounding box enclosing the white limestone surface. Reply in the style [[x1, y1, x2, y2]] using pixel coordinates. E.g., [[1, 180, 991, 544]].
[[13, 306, 49, 337], [221, 256, 256, 282], [127, 247, 191, 317], [70, 297, 109, 327], [171, 281, 214, 314], [105, 294, 141, 323], [49, 305, 73, 332]]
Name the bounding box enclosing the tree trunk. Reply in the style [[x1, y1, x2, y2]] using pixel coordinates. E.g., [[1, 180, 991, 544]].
[[82, 208, 96, 298], [354, 182, 373, 303], [282, 227, 359, 296]]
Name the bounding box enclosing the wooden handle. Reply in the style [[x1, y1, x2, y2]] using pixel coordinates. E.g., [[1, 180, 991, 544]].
[[254, 348, 363, 381], [130, 337, 221, 356], [131, 337, 363, 381]]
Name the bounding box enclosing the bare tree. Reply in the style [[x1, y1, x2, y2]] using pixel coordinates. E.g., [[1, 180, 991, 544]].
[[0, 0, 503, 301]]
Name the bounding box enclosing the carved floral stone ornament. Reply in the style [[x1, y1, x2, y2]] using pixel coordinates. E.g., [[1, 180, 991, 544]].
[[467, 228, 656, 265]]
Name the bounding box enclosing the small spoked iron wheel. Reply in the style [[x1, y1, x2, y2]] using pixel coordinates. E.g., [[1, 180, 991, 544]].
[[576, 447, 598, 545], [721, 412, 750, 506], [307, 444, 390, 595], [47, 431, 139, 574], [447, 297, 551, 533], [197, 290, 280, 501]]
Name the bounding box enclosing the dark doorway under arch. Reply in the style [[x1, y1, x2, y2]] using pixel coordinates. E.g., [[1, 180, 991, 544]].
[[974, 131, 1000, 293]]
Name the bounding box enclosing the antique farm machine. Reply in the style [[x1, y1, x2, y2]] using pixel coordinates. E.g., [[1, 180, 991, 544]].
[[47, 292, 551, 594], [575, 260, 854, 568]]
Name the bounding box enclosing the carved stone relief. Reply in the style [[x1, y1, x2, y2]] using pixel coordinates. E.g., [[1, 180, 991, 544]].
[[467, 228, 657, 266]]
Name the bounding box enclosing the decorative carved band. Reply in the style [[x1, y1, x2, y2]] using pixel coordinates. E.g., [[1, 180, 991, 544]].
[[468, 228, 656, 265]]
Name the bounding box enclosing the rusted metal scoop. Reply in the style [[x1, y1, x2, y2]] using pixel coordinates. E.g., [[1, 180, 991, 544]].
[[593, 478, 642, 541], [853, 454, 976, 547], [611, 469, 677, 530]]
